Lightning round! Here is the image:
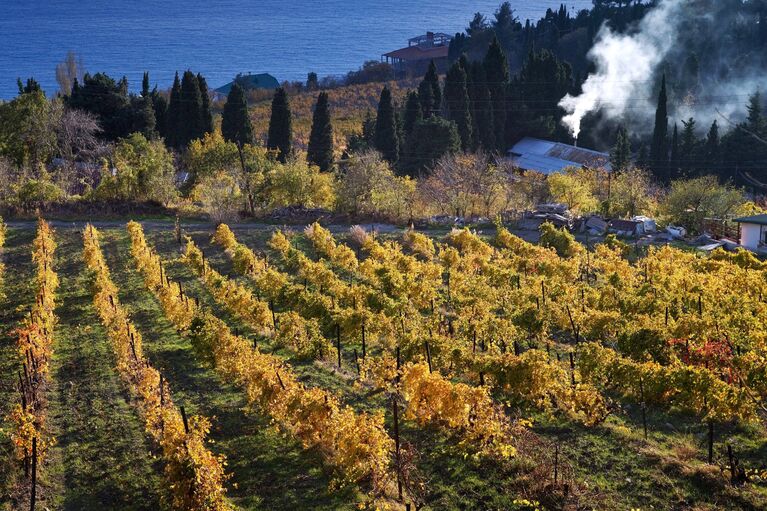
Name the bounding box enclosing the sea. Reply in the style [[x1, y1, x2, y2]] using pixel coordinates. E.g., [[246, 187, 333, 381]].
[[0, 0, 591, 99]]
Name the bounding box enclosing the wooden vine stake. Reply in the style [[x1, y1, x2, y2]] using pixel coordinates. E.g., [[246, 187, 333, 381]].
[[30, 437, 37, 511]]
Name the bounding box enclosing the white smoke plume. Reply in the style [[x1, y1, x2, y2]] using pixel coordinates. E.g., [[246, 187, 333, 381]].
[[559, 0, 688, 139]]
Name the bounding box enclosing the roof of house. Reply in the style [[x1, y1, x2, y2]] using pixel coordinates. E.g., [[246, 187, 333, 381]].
[[507, 137, 612, 174], [383, 44, 449, 61], [733, 214, 767, 225], [214, 73, 279, 94]]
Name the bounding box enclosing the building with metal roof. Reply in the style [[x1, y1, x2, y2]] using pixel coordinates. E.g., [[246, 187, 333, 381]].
[[507, 137, 611, 175]]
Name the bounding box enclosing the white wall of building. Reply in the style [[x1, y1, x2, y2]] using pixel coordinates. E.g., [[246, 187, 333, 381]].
[[740, 223, 763, 251]]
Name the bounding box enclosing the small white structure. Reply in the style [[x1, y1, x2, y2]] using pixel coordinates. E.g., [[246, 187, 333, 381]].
[[733, 214, 767, 252]]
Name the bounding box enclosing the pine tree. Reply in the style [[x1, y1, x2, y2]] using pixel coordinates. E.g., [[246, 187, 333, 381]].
[[649, 74, 669, 181], [610, 125, 631, 172], [197, 73, 214, 135], [470, 61, 494, 150], [307, 92, 334, 171], [443, 61, 473, 151], [746, 91, 766, 135], [165, 72, 182, 147], [402, 91, 422, 139], [267, 87, 293, 162], [221, 82, 254, 147], [374, 86, 399, 164], [484, 37, 510, 151], [680, 117, 698, 174]]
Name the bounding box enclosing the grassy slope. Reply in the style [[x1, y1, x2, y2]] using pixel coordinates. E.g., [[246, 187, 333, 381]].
[[249, 81, 411, 154]]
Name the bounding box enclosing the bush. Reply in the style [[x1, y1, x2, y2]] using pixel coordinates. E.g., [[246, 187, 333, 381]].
[[538, 222, 580, 258]]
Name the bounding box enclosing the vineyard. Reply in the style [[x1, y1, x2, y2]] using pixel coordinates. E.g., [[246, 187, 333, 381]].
[[1, 219, 766, 510]]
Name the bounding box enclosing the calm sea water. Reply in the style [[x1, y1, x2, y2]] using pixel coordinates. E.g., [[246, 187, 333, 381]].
[[0, 0, 591, 99]]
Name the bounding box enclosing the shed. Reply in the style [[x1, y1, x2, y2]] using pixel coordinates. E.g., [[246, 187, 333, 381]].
[[507, 137, 611, 175], [733, 214, 767, 252]]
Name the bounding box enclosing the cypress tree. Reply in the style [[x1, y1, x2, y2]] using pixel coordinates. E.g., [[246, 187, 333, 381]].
[[307, 92, 334, 171], [402, 91, 422, 139], [417, 80, 435, 118], [443, 61, 473, 151], [484, 37, 510, 151], [197, 73, 214, 135], [705, 120, 720, 171], [221, 82, 254, 147], [374, 86, 399, 164], [669, 123, 679, 176], [142, 72, 150, 98], [470, 61, 494, 150], [166, 72, 182, 148], [152, 90, 168, 141], [680, 117, 698, 174], [422, 60, 442, 115], [402, 117, 461, 177], [178, 70, 203, 148], [610, 125, 631, 172], [650, 74, 669, 181], [267, 87, 293, 162]]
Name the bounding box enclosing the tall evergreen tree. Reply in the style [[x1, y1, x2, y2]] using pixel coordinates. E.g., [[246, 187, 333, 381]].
[[197, 73, 213, 135], [746, 91, 766, 135], [152, 90, 168, 141], [443, 61, 473, 151], [484, 37, 510, 151], [417, 80, 435, 118], [402, 91, 422, 139], [374, 86, 399, 164], [267, 87, 293, 162], [705, 120, 720, 171], [221, 82, 254, 147], [649, 74, 669, 181], [402, 117, 461, 177], [176, 70, 203, 148], [142, 72, 150, 98], [669, 123, 679, 175], [469, 61, 494, 150], [307, 92, 334, 171], [221, 82, 256, 207], [680, 117, 698, 173], [423, 60, 442, 114], [609, 125, 631, 172]]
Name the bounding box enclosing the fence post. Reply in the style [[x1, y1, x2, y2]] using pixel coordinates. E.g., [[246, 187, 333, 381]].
[[30, 437, 37, 511]]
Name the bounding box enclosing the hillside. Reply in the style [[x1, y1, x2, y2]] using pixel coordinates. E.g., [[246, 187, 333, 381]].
[[248, 81, 413, 153]]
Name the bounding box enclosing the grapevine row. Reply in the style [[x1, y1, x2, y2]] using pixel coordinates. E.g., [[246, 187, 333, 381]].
[[82, 225, 232, 511], [185, 234, 518, 458], [126, 221, 395, 493], [8, 219, 58, 480]]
